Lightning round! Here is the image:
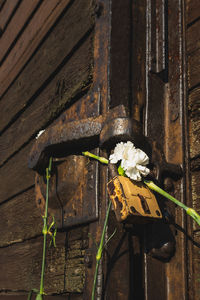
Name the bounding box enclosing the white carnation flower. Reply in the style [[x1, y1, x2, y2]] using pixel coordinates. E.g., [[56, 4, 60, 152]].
[[109, 141, 150, 181], [109, 141, 135, 164]]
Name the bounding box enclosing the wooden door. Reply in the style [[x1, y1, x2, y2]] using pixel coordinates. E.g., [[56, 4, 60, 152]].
[[0, 0, 198, 299], [0, 0, 97, 298]]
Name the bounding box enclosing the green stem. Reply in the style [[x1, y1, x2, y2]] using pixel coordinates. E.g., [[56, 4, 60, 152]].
[[144, 180, 188, 210], [39, 157, 53, 297], [91, 259, 100, 300], [82, 151, 109, 165], [144, 180, 200, 226], [92, 200, 112, 300]]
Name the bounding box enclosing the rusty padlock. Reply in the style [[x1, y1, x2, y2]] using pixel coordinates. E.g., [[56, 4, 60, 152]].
[[107, 176, 162, 224]]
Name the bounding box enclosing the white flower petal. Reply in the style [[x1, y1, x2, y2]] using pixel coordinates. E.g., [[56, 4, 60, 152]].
[[109, 142, 125, 163], [109, 153, 119, 164], [134, 149, 149, 165], [109, 141, 149, 181], [136, 164, 150, 176], [125, 167, 142, 181]]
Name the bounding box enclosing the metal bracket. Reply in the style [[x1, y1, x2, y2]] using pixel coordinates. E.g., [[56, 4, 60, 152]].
[[150, 140, 183, 183], [29, 104, 146, 173]]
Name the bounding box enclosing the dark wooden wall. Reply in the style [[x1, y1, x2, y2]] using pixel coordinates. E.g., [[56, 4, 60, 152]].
[[1, 0, 200, 299], [0, 0, 94, 298], [186, 0, 200, 299]]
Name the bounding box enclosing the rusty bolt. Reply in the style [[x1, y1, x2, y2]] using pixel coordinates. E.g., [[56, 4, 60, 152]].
[[150, 240, 175, 260]]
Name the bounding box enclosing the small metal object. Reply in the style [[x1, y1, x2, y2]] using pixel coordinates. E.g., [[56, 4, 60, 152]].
[[150, 141, 182, 184], [107, 176, 162, 224]]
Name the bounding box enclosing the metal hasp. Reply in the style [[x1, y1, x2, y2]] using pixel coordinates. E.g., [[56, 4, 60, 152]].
[[29, 104, 148, 229], [29, 105, 144, 173], [107, 176, 162, 224], [29, 102, 183, 229]]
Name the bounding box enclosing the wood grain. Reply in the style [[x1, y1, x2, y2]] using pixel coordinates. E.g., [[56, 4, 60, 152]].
[[0, 0, 41, 63], [0, 34, 93, 167], [109, 0, 131, 109], [187, 20, 200, 54], [0, 0, 93, 133], [0, 0, 6, 12], [188, 86, 200, 115], [189, 118, 200, 159], [0, 0, 72, 96], [186, 0, 200, 24], [0, 226, 88, 294], [0, 142, 34, 202], [191, 173, 200, 226], [192, 231, 200, 300], [0, 187, 42, 247], [0, 32, 93, 203], [188, 87, 200, 159], [187, 49, 200, 89], [0, 233, 66, 293], [0, 0, 19, 32]]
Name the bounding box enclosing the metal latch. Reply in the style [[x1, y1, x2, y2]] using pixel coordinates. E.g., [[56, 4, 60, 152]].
[[29, 104, 147, 228], [107, 176, 162, 224], [28, 105, 145, 172], [28, 104, 182, 229]]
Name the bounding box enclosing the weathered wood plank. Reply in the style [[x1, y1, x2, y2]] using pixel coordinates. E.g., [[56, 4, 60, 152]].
[[0, 0, 72, 96], [0, 33, 93, 167], [0, 0, 6, 12], [131, 0, 146, 122], [0, 0, 94, 133], [0, 0, 41, 63], [186, 0, 200, 25], [0, 187, 43, 247], [0, 226, 88, 294], [109, 0, 131, 109], [191, 231, 200, 300], [65, 225, 88, 293], [187, 20, 200, 54], [188, 87, 200, 159], [187, 49, 200, 89], [0, 38, 94, 203], [188, 86, 200, 115], [0, 233, 66, 293], [0, 0, 19, 32], [0, 142, 34, 202], [191, 172, 200, 226], [189, 118, 200, 159]]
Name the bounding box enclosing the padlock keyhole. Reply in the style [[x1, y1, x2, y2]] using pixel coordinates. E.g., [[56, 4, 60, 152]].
[[138, 194, 151, 215]]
